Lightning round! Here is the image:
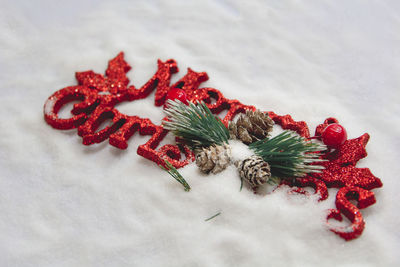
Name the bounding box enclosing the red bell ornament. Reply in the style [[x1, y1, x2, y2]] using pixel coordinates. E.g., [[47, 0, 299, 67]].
[[322, 123, 347, 148]]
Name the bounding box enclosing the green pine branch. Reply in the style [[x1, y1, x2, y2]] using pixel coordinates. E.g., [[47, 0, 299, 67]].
[[160, 160, 191, 191], [163, 100, 230, 149], [249, 131, 326, 178], [163, 100, 325, 179], [267, 176, 281, 185]]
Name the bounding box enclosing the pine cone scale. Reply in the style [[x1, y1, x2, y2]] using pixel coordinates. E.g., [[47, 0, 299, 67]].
[[229, 110, 274, 144], [237, 156, 271, 187], [195, 144, 231, 174]]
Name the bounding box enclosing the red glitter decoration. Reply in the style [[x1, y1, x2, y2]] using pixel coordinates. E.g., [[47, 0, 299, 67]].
[[283, 177, 328, 201], [43, 52, 382, 241], [327, 187, 376, 240]]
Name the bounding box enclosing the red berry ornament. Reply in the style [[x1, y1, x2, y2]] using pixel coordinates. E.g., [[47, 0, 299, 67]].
[[164, 88, 188, 108], [322, 124, 347, 148]]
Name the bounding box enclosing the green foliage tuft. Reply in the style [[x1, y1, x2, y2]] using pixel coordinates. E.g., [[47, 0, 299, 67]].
[[163, 100, 230, 149], [249, 131, 326, 178]]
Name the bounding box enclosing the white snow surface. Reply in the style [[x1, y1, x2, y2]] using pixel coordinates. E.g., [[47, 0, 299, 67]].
[[228, 139, 254, 165], [1, 0, 400, 266]]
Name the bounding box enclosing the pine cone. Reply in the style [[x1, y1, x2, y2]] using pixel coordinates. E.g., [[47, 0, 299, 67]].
[[195, 144, 231, 174], [236, 155, 271, 187], [229, 110, 274, 145]]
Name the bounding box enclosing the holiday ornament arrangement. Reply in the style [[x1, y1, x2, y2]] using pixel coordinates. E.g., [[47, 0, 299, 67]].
[[44, 52, 382, 241]]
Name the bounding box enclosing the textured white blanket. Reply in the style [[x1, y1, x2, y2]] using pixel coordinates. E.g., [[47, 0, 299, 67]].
[[1, 1, 399, 266]]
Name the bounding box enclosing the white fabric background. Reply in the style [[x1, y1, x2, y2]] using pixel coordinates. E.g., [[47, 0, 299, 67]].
[[1, 0, 399, 266]]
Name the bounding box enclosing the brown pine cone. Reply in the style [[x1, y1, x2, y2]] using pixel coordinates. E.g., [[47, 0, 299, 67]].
[[229, 110, 274, 145], [236, 155, 271, 187], [195, 144, 231, 174]]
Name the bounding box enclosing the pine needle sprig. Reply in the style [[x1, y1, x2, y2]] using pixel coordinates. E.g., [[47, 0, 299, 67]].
[[160, 159, 191, 191], [267, 176, 281, 185], [163, 100, 230, 149], [205, 211, 221, 221], [249, 131, 326, 178]]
